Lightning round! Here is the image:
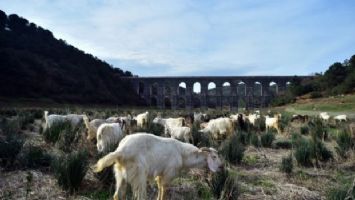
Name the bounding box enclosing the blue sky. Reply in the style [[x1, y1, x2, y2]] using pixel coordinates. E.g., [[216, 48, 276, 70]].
[[1, 0, 355, 76]]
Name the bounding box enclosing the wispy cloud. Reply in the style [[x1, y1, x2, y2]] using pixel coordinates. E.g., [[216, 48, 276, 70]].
[[1, 0, 355, 76]]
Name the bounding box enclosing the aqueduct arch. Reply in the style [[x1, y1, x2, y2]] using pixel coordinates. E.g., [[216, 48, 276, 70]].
[[124, 76, 311, 110]]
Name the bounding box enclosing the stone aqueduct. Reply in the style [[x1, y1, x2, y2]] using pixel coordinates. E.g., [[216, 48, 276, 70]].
[[124, 76, 310, 110]]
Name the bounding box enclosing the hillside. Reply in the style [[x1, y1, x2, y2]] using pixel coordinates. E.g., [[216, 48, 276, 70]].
[[0, 10, 141, 105]]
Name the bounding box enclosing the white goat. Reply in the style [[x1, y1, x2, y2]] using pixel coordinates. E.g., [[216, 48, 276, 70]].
[[134, 111, 149, 128], [83, 115, 106, 141], [319, 112, 330, 121], [265, 114, 281, 134], [334, 114, 347, 122], [152, 116, 185, 136], [245, 113, 260, 126], [93, 133, 223, 200], [168, 126, 192, 143], [44, 111, 84, 130], [199, 117, 234, 139], [96, 123, 125, 153]]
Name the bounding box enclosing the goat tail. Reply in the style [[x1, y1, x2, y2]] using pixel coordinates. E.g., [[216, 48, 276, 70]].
[[93, 150, 121, 173]]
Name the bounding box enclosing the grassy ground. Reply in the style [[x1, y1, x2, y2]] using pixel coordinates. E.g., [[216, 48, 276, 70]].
[[0, 106, 354, 199], [281, 93, 355, 119]]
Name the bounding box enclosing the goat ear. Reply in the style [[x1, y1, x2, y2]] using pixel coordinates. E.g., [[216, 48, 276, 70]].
[[199, 147, 210, 152]]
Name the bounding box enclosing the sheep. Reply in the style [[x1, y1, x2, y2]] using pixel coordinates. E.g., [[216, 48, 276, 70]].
[[134, 111, 149, 128], [44, 111, 84, 130], [83, 115, 107, 141], [319, 112, 330, 121], [167, 126, 192, 143], [199, 117, 234, 140], [96, 122, 126, 153], [265, 115, 281, 134], [93, 133, 223, 200], [334, 114, 347, 122], [152, 116, 185, 136]]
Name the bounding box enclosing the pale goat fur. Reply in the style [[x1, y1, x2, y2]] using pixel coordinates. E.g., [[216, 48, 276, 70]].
[[134, 111, 149, 128], [319, 112, 330, 121], [152, 116, 185, 136], [265, 115, 281, 134], [44, 111, 84, 130], [199, 117, 234, 139], [96, 123, 125, 153], [168, 126, 192, 143], [93, 133, 223, 200], [83, 115, 106, 141], [334, 114, 347, 121]]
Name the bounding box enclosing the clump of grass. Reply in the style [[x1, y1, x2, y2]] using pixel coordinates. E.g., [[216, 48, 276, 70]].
[[335, 130, 353, 158], [195, 181, 213, 200], [220, 134, 245, 164], [260, 132, 275, 148], [209, 167, 228, 198], [280, 154, 293, 175], [250, 133, 261, 147], [0, 136, 23, 169], [219, 175, 240, 200], [237, 131, 251, 146], [191, 123, 215, 148], [19, 145, 51, 169], [312, 140, 333, 162], [42, 121, 73, 143], [272, 138, 292, 149], [300, 125, 309, 135], [294, 138, 313, 167], [51, 150, 89, 193], [327, 179, 355, 200]]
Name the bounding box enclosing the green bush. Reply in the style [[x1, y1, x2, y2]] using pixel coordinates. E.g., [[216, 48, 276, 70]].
[[294, 138, 312, 167], [237, 131, 251, 146], [250, 134, 261, 147], [56, 125, 83, 153], [327, 183, 354, 200], [209, 167, 228, 198], [20, 145, 51, 169], [51, 150, 89, 193], [272, 139, 292, 149], [42, 121, 73, 143], [335, 130, 353, 158], [0, 136, 23, 169], [191, 123, 215, 148], [219, 175, 240, 200], [260, 132, 275, 148], [280, 154, 293, 175], [300, 126, 309, 135], [313, 140, 333, 162], [220, 134, 245, 164]]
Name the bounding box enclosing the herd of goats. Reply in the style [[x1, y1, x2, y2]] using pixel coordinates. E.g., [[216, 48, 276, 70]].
[[43, 110, 352, 200]]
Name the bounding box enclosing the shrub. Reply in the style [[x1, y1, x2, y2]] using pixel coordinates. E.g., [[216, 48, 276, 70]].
[[56, 125, 83, 153], [250, 134, 261, 147], [335, 130, 353, 158], [51, 150, 89, 193], [237, 131, 251, 146], [272, 139, 292, 149], [308, 118, 328, 140], [220, 134, 245, 164], [42, 121, 73, 143], [219, 175, 240, 200], [300, 126, 309, 135], [19, 145, 51, 169], [253, 116, 266, 132], [191, 123, 215, 148], [260, 132, 275, 148], [0, 136, 23, 169], [313, 140, 333, 162], [294, 138, 312, 167], [280, 154, 293, 175], [327, 183, 354, 200], [209, 167, 228, 198]]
